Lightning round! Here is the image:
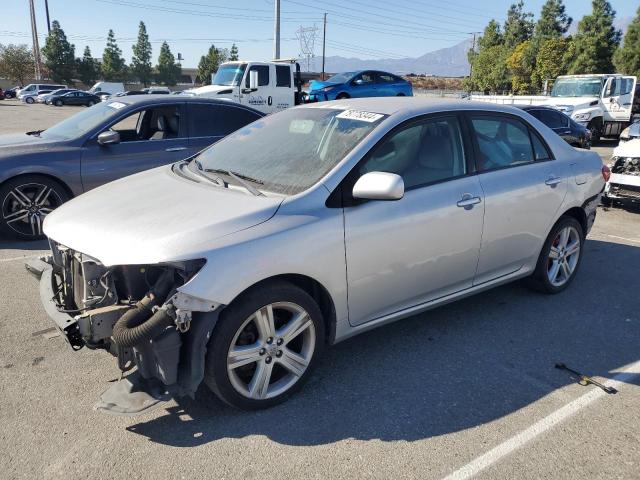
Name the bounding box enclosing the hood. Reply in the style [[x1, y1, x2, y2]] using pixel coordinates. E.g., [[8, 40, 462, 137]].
[[0, 133, 61, 152], [43, 164, 284, 266], [613, 138, 640, 158], [188, 84, 236, 96], [542, 97, 599, 109], [308, 80, 341, 92]]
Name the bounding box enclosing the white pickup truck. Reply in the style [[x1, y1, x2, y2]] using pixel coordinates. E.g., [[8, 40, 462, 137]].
[[471, 74, 639, 140], [186, 59, 304, 114]]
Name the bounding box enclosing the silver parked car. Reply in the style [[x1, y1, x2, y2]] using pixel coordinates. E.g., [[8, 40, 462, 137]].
[[31, 98, 606, 414]]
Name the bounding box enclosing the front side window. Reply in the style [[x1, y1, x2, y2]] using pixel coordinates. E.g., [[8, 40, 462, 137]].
[[191, 107, 386, 195], [245, 65, 270, 87], [353, 72, 374, 85], [276, 65, 291, 87], [471, 116, 535, 171], [109, 105, 182, 142], [360, 116, 466, 189], [376, 73, 396, 83]]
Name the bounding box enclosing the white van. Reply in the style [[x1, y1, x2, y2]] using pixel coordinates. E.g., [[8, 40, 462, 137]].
[[89, 82, 125, 95], [18, 83, 67, 102]]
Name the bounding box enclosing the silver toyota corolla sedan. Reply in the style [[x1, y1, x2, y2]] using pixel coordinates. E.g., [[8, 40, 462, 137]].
[[30, 98, 606, 414]]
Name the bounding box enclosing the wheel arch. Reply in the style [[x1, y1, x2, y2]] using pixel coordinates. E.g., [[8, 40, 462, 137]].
[[558, 206, 588, 237], [0, 172, 75, 200], [226, 273, 337, 344]]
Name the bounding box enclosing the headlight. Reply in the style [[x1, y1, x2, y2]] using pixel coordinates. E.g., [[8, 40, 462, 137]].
[[321, 85, 336, 92], [573, 112, 592, 121]]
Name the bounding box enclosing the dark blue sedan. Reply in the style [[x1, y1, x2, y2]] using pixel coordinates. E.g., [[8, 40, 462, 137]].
[[307, 70, 413, 101]]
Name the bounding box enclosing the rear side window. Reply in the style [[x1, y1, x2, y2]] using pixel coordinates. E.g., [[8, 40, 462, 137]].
[[276, 65, 291, 87], [530, 109, 567, 129], [188, 104, 261, 137], [245, 65, 270, 87], [471, 116, 535, 171], [376, 73, 396, 83], [531, 132, 552, 161]]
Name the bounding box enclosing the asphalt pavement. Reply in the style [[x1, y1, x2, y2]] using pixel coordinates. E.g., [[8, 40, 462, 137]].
[[1, 100, 639, 480]]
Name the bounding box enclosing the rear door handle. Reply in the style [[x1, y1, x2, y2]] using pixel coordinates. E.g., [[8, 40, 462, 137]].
[[545, 175, 562, 186], [165, 146, 187, 152], [457, 194, 482, 209]]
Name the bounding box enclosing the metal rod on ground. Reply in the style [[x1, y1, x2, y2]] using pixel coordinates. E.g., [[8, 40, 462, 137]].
[[273, 0, 280, 59], [28, 0, 42, 80], [44, 0, 51, 34], [322, 13, 327, 80]]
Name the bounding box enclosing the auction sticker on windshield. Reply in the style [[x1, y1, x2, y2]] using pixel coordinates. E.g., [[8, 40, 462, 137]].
[[336, 110, 384, 122], [107, 102, 127, 110]]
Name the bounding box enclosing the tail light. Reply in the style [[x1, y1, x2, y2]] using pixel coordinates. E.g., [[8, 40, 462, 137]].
[[602, 164, 611, 182]]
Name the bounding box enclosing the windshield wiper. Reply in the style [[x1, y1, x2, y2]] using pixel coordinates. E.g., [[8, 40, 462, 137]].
[[204, 168, 264, 196], [191, 159, 227, 187], [26, 130, 43, 136]]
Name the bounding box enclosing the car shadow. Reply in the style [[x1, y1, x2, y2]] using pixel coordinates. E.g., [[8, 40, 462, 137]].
[[0, 238, 49, 251], [121, 238, 638, 447]]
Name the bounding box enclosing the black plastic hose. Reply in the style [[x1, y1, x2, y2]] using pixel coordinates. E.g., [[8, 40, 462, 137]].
[[112, 297, 174, 348]]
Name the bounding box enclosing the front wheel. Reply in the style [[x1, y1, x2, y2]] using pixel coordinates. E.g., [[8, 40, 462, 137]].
[[528, 216, 584, 294], [54, 99, 63, 107], [587, 118, 603, 144], [204, 281, 325, 410], [87, 100, 95, 107], [25, 97, 34, 104], [335, 93, 350, 100]]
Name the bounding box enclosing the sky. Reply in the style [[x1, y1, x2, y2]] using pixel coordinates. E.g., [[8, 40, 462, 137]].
[[0, 0, 637, 68]]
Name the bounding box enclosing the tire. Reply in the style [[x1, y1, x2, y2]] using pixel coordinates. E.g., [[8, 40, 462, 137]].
[[204, 281, 325, 410], [527, 216, 584, 294], [87, 100, 95, 107], [54, 99, 63, 107], [336, 93, 350, 100], [587, 118, 603, 144], [25, 97, 34, 104], [0, 175, 70, 241], [601, 196, 613, 208], [396, 93, 405, 96]]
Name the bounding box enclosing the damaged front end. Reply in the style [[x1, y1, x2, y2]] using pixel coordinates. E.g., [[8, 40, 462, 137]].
[[26, 241, 221, 416], [605, 156, 640, 204]]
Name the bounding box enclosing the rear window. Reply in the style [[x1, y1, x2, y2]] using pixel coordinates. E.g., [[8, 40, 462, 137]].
[[276, 65, 291, 87], [188, 104, 261, 137]]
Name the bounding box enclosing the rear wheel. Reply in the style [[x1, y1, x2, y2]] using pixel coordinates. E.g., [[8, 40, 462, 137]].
[[0, 175, 69, 240], [204, 281, 325, 410], [528, 216, 584, 294]]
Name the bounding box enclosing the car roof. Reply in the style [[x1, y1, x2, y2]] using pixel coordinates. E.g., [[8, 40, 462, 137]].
[[102, 94, 265, 114], [299, 96, 533, 117]]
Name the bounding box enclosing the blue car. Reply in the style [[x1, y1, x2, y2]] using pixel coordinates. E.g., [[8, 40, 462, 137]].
[[307, 70, 413, 101]]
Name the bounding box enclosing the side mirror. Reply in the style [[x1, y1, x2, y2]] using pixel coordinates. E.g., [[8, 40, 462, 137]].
[[353, 79, 364, 86], [249, 70, 259, 91], [352, 172, 404, 201], [97, 130, 120, 146]]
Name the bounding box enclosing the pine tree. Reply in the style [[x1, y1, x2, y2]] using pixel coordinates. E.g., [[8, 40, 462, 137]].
[[155, 41, 181, 86], [131, 21, 153, 86], [101, 29, 127, 81], [229, 43, 239, 61], [568, 0, 621, 74], [77, 46, 99, 86], [41, 20, 76, 83], [503, 1, 534, 48], [534, 0, 572, 41], [614, 6, 640, 77], [197, 44, 229, 85]]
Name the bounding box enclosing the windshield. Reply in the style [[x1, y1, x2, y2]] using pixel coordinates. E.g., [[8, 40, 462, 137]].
[[325, 72, 355, 84], [551, 77, 603, 97], [40, 101, 127, 140], [190, 107, 387, 195], [212, 63, 247, 86]]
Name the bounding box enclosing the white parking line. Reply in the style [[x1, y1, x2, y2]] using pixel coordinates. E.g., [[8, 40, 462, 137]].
[[441, 360, 640, 480], [0, 254, 39, 263]]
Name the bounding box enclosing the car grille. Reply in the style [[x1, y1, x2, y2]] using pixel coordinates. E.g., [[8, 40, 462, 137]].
[[609, 183, 640, 199]]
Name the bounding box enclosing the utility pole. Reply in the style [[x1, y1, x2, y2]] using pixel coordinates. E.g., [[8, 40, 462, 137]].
[[44, 0, 51, 34], [273, 0, 280, 59], [28, 0, 42, 80], [321, 13, 327, 80], [468, 32, 481, 79]]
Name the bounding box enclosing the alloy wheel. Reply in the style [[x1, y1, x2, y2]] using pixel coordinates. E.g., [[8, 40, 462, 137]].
[[227, 302, 316, 400], [547, 225, 581, 287], [1, 183, 62, 237]]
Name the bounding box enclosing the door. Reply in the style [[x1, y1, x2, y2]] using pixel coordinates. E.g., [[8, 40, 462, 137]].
[[343, 115, 484, 326], [80, 103, 188, 191], [64, 92, 82, 105], [603, 76, 637, 121], [469, 114, 568, 284], [241, 63, 273, 113], [350, 71, 377, 98], [529, 108, 577, 146], [186, 103, 263, 154], [375, 72, 403, 96], [273, 64, 294, 111]]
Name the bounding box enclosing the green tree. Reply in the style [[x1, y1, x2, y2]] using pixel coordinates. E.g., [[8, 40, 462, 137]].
[[568, 0, 621, 74], [0, 44, 34, 85], [155, 41, 181, 86], [101, 29, 127, 81], [503, 1, 534, 48], [41, 20, 76, 84], [229, 43, 239, 61], [506, 41, 535, 93], [76, 46, 99, 86], [197, 44, 229, 85], [131, 21, 153, 86], [466, 20, 508, 92], [614, 6, 640, 76], [532, 37, 574, 92], [533, 0, 572, 42]]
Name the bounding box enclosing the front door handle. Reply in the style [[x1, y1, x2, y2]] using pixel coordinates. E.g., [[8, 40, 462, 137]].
[[165, 146, 187, 152], [545, 175, 562, 186], [457, 194, 482, 209]]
